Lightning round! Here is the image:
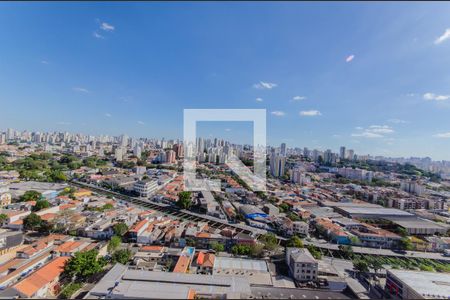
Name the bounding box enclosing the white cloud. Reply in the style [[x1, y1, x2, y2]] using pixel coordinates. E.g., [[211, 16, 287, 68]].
[[346, 54, 355, 63], [93, 31, 105, 39], [368, 125, 395, 134], [292, 96, 307, 101], [253, 81, 277, 89], [423, 92, 450, 101], [255, 97, 263, 102], [100, 22, 115, 32], [299, 110, 322, 117], [137, 121, 145, 125], [351, 125, 394, 138], [57, 121, 71, 125], [41, 60, 49, 64], [351, 132, 383, 138], [72, 87, 90, 93], [271, 111, 285, 117], [433, 132, 450, 138], [225, 128, 231, 132], [434, 28, 450, 45], [105, 113, 112, 117]]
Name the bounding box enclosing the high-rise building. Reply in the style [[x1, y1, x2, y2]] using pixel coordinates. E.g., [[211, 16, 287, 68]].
[[347, 149, 355, 160], [270, 153, 286, 177], [280, 143, 286, 156], [173, 143, 184, 158], [115, 147, 124, 162], [133, 145, 142, 159], [165, 150, 176, 164], [340, 146, 346, 160]]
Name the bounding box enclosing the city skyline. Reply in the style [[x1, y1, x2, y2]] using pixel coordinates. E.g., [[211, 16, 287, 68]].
[[2, 3, 450, 159], [2, 126, 450, 164]]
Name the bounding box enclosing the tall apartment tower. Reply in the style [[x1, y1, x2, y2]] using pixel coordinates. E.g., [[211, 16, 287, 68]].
[[340, 146, 346, 160]]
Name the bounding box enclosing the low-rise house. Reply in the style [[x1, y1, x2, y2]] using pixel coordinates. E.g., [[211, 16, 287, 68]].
[[9, 256, 69, 298], [350, 223, 401, 248], [54, 240, 91, 257], [195, 252, 215, 275]]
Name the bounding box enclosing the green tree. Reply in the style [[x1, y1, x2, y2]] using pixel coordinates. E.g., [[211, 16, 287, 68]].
[[112, 249, 132, 264], [48, 170, 68, 182], [113, 222, 129, 236], [210, 241, 225, 252], [20, 190, 42, 202], [250, 243, 265, 258], [306, 245, 322, 259], [419, 264, 434, 272], [59, 282, 82, 299], [353, 258, 369, 273], [176, 191, 192, 209], [278, 203, 289, 212], [231, 244, 251, 256], [259, 233, 278, 251], [64, 250, 105, 280], [339, 245, 354, 259], [32, 200, 50, 212], [399, 237, 413, 250], [102, 203, 114, 210], [107, 236, 121, 253], [287, 212, 301, 221], [368, 258, 383, 274], [286, 235, 304, 248], [349, 236, 361, 245], [0, 213, 8, 224], [395, 227, 408, 237], [23, 213, 43, 231]]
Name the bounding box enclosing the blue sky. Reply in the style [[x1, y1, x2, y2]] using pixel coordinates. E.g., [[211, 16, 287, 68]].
[[1, 2, 450, 160]]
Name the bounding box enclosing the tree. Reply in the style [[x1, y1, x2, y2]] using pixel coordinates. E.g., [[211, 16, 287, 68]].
[[210, 241, 225, 252], [399, 237, 413, 250], [287, 212, 301, 222], [32, 200, 50, 212], [260, 233, 278, 251], [395, 227, 408, 237], [23, 213, 42, 231], [64, 250, 105, 280], [48, 170, 68, 182], [112, 249, 132, 264], [0, 213, 8, 224], [20, 190, 42, 202], [107, 236, 121, 253], [286, 235, 304, 248], [353, 258, 369, 274], [349, 236, 361, 245], [368, 258, 383, 274], [102, 203, 114, 210], [250, 243, 265, 258], [419, 264, 434, 272], [231, 244, 251, 256], [339, 245, 354, 259], [113, 222, 129, 236], [278, 203, 289, 212], [59, 282, 82, 299], [176, 191, 192, 209], [306, 245, 322, 259]]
